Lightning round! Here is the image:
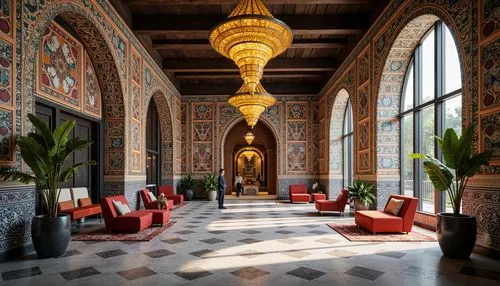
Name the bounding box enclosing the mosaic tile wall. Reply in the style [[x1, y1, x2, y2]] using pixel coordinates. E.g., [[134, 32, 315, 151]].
[[319, 0, 500, 255]]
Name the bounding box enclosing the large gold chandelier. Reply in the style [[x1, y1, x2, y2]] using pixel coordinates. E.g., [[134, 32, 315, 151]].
[[209, 0, 293, 128]]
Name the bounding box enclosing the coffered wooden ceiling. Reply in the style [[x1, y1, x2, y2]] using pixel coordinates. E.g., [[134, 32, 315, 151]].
[[111, 0, 390, 96]]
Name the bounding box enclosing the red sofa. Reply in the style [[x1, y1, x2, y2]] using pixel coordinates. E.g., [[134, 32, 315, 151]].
[[158, 185, 184, 205], [140, 189, 173, 210], [355, 195, 418, 234], [289, 185, 310, 203], [315, 189, 348, 215], [101, 195, 153, 232]]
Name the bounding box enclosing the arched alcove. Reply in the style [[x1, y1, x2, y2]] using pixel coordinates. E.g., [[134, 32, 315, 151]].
[[222, 120, 278, 196]]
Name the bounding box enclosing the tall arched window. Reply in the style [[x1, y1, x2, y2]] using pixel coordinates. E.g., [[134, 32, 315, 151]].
[[400, 21, 462, 213], [343, 99, 354, 187]]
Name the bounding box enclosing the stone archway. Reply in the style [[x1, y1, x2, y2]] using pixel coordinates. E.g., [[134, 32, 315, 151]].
[[375, 13, 465, 208], [327, 88, 351, 198], [144, 90, 174, 185], [23, 2, 127, 195]]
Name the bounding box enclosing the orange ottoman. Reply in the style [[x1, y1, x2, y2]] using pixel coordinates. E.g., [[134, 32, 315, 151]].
[[137, 210, 171, 226], [355, 210, 403, 234]]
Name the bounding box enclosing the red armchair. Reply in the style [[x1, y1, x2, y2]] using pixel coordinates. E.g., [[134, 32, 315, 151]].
[[315, 189, 348, 215], [355, 195, 418, 234], [101, 195, 153, 232], [158, 185, 184, 205], [140, 189, 173, 210], [289, 185, 310, 203]]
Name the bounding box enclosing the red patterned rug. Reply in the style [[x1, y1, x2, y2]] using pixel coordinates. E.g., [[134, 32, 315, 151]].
[[72, 222, 176, 241], [172, 201, 191, 211], [327, 223, 436, 242]]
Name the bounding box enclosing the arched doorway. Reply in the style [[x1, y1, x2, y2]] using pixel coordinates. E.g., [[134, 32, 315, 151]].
[[328, 88, 352, 198], [23, 4, 126, 203], [223, 120, 277, 196]]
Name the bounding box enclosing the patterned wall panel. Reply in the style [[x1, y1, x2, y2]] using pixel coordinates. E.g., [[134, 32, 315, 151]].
[[480, 111, 500, 164], [286, 102, 308, 173], [129, 45, 142, 173], [83, 53, 101, 118], [192, 102, 214, 173], [0, 108, 12, 162], [479, 0, 500, 42], [37, 21, 82, 111], [181, 103, 187, 173], [193, 102, 213, 121], [193, 142, 213, 173], [287, 142, 307, 172], [0, 35, 13, 165], [480, 39, 499, 111], [0, 0, 13, 40]]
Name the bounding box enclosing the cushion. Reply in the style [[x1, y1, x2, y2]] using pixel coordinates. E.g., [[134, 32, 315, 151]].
[[112, 200, 131, 216], [71, 187, 90, 207], [384, 198, 404, 216], [335, 192, 343, 202], [58, 200, 74, 211], [147, 191, 157, 202], [78, 197, 92, 207], [58, 188, 73, 203]]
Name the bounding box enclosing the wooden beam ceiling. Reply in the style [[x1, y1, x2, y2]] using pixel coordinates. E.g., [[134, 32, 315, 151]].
[[133, 15, 367, 37], [176, 72, 327, 79], [153, 39, 347, 50], [181, 83, 320, 96], [163, 58, 337, 73], [124, 0, 372, 5]]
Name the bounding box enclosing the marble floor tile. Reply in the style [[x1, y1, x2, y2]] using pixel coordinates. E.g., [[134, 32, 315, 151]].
[[174, 267, 213, 281], [161, 238, 187, 244], [143, 249, 175, 258], [95, 249, 127, 259], [231, 266, 270, 281], [117, 267, 156, 280], [60, 266, 100, 281], [345, 266, 384, 281], [287, 266, 326, 281], [1, 267, 42, 281], [459, 266, 500, 281]]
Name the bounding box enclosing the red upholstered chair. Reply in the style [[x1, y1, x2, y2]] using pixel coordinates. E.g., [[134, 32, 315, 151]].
[[140, 189, 173, 210], [315, 189, 349, 215], [289, 185, 310, 203], [101, 195, 153, 233], [158, 185, 184, 205], [355, 195, 418, 234]]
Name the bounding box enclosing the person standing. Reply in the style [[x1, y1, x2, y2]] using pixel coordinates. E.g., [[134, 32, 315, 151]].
[[235, 172, 243, 197], [218, 169, 227, 209]]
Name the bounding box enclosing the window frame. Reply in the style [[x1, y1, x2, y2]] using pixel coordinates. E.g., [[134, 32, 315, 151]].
[[342, 99, 354, 187], [399, 21, 462, 213]]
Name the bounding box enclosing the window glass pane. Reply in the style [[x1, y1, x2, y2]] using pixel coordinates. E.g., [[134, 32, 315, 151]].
[[402, 115, 414, 197], [421, 29, 435, 103], [444, 94, 462, 212], [403, 64, 414, 111], [420, 105, 435, 212], [444, 25, 461, 94]]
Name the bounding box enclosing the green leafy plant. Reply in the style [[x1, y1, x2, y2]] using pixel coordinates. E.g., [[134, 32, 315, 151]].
[[410, 125, 492, 216], [0, 114, 95, 218], [202, 173, 218, 192], [180, 173, 196, 193], [347, 179, 375, 205]]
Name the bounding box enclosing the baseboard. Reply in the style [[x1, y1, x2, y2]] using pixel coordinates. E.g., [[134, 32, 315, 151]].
[[0, 243, 34, 262], [473, 245, 500, 260]]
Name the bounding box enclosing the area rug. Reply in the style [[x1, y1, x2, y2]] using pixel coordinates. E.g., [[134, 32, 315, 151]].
[[327, 223, 436, 242], [72, 221, 176, 241], [172, 201, 191, 211]]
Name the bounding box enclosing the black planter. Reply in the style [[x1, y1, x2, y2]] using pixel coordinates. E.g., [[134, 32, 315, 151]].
[[437, 213, 476, 259], [184, 189, 194, 201], [31, 214, 71, 258]]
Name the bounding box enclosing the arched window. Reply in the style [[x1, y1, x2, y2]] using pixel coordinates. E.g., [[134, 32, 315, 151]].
[[400, 21, 462, 213], [343, 99, 354, 187], [146, 99, 160, 192]]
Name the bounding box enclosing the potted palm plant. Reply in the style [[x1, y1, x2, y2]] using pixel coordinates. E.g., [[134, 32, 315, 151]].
[[347, 180, 375, 211], [410, 125, 491, 258], [0, 114, 95, 258], [180, 173, 195, 201], [203, 173, 218, 201]]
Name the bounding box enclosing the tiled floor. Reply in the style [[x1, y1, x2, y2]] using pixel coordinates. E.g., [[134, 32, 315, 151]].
[[1, 200, 500, 285]]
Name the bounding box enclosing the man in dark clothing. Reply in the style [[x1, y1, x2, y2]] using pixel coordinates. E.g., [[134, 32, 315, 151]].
[[218, 169, 227, 209]]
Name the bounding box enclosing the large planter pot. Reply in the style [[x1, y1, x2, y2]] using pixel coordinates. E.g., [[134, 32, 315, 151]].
[[437, 213, 476, 259], [184, 189, 194, 201], [31, 214, 71, 258], [207, 191, 217, 201], [354, 199, 369, 211]]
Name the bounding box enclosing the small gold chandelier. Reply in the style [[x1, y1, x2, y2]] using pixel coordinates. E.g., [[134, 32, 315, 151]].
[[209, 0, 292, 128], [244, 131, 255, 145], [241, 150, 256, 161]]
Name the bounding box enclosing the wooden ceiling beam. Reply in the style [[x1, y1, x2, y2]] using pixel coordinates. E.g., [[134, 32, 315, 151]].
[[176, 72, 328, 79], [181, 83, 320, 96], [133, 15, 367, 37], [125, 0, 372, 5], [153, 39, 347, 50], [163, 58, 337, 72]]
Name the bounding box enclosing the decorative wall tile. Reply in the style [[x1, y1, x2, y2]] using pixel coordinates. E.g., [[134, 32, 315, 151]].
[[480, 111, 500, 164], [357, 46, 370, 86], [0, 38, 12, 107], [131, 84, 140, 120], [287, 121, 307, 141], [193, 142, 212, 172], [480, 39, 500, 111], [37, 22, 82, 110], [480, 0, 500, 40], [287, 142, 307, 172], [0, 0, 12, 39], [193, 122, 212, 142], [193, 103, 213, 120], [83, 52, 101, 118], [358, 150, 370, 171], [358, 83, 370, 120], [131, 120, 140, 152], [287, 103, 307, 120], [0, 108, 12, 161], [358, 121, 369, 150], [130, 47, 141, 84]]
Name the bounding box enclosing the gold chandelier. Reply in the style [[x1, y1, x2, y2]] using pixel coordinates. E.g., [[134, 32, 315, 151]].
[[244, 131, 255, 145], [209, 0, 293, 128], [241, 150, 256, 161]]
